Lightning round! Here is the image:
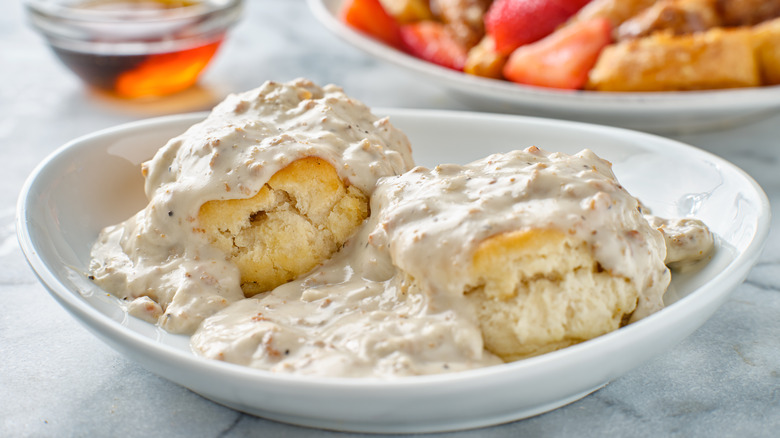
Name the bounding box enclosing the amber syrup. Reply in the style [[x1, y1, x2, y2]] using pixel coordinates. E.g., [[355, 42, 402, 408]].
[[51, 0, 223, 98]]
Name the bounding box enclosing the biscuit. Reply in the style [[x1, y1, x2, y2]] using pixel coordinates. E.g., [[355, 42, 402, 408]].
[[198, 157, 368, 296], [367, 148, 670, 363], [465, 228, 642, 361]]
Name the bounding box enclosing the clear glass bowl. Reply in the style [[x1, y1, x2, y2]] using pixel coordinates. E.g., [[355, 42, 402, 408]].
[[25, 0, 243, 98]]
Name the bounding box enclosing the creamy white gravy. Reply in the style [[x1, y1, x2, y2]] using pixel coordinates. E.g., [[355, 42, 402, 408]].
[[191, 147, 677, 377], [89, 79, 414, 334], [645, 216, 714, 271], [90, 79, 713, 378]]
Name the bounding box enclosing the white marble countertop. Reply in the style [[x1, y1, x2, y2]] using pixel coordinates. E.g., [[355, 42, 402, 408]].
[[2, 0, 778, 436]]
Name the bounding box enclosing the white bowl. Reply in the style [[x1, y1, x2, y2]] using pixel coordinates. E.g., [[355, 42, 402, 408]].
[[309, 0, 780, 133], [17, 110, 770, 433]]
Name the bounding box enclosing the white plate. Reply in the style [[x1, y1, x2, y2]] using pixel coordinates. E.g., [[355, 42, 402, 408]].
[[309, 0, 780, 133], [17, 110, 770, 433]]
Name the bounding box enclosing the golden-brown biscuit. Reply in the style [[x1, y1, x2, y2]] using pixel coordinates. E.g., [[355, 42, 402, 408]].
[[198, 157, 368, 296], [364, 148, 671, 364], [586, 28, 760, 91], [465, 228, 642, 361]]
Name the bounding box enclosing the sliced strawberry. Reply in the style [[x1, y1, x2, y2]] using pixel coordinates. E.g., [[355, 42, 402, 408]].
[[485, 0, 593, 55], [341, 0, 405, 50], [400, 22, 469, 71], [503, 18, 612, 89]]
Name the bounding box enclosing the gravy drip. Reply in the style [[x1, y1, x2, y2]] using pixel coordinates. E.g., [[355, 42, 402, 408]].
[[646, 215, 714, 270]]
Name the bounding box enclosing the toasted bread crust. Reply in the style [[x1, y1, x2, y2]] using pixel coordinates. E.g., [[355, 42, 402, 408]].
[[754, 17, 780, 85], [586, 28, 759, 91]]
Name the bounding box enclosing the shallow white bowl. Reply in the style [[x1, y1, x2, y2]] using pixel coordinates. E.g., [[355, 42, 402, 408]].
[[309, 0, 780, 133], [17, 110, 770, 433]]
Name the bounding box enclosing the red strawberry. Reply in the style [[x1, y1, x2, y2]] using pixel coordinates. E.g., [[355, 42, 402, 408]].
[[341, 0, 405, 50], [502, 18, 612, 89], [485, 0, 594, 54], [400, 22, 469, 71]]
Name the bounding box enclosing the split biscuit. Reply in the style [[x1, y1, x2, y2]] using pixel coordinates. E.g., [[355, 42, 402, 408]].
[[465, 228, 642, 361], [198, 157, 368, 296]]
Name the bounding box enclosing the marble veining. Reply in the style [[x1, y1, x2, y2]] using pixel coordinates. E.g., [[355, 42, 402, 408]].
[[2, 0, 778, 436]]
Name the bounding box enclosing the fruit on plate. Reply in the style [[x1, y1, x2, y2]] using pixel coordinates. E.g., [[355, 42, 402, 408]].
[[400, 21, 470, 70], [339, 0, 780, 91], [503, 18, 612, 89], [484, 0, 593, 54], [341, 0, 406, 49]]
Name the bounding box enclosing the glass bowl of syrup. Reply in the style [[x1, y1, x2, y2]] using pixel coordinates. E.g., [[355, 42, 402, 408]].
[[25, 0, 242, 98]]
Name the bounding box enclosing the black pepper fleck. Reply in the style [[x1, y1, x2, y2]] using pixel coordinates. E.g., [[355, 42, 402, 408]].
[[88, 275, 95, 280], [168, 211, 174, 217]]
